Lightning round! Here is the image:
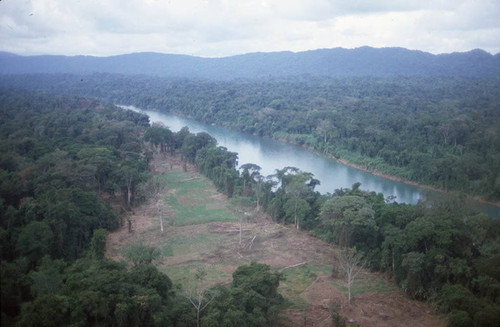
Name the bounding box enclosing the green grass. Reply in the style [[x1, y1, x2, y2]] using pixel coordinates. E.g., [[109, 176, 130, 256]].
[[350, 276, 397, 296], [307, 263, 333, 277], [163, 171, 237, 226], [331, 274, 397, 298], [164, 172, 213, 193], [165, 195, 180, 207], [161, 233, 225, 258], [279, 265, 318, 308], [161, 244, 174, 257], [171, 205, 234, 226]]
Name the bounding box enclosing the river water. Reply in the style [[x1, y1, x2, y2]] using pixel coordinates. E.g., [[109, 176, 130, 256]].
[[122, 105, 500, 217]]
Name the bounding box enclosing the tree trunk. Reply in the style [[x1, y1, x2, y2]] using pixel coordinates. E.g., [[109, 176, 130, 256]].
[[348, 279, 352, 304], [126, 176, 132, 208], [392, 250, 395, 273], [239, 219, 242, 246], [294, 199, 299, 230]]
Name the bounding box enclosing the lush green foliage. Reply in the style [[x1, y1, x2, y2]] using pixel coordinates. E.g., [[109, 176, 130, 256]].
[[0, 89, 149, 259], [16, 258, 175, 327], [0, 90, 288, 326], [202, 263, 283, 327], [0, 90, 155, 325], [2, 83, 499, 325], [4, 74, 500, 201]]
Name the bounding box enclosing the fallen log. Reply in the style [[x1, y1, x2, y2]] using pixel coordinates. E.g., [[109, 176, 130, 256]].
[[278, 261, 308, 272], [246, 235, 257, 249]]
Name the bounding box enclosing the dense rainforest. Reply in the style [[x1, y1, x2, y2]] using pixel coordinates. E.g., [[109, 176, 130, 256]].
[[0, 90, 284, 327], [2, 74, 500, 202], [1, 89, 499, 326]]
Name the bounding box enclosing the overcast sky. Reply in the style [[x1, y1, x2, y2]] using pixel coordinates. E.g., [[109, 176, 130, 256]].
[[1, 0, 499, 57]]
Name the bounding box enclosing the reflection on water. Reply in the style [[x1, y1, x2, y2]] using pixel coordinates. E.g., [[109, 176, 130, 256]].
[[122, 105, 499, 217]]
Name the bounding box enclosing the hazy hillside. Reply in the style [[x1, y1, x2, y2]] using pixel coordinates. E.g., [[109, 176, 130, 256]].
[[1, 47, 499, 79]]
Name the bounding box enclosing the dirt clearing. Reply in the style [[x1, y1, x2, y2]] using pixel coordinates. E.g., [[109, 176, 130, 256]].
[[106, 152, 445, 327]]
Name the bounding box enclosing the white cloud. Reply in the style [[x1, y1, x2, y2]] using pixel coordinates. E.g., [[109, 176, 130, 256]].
[[0, 0, 499, 56]]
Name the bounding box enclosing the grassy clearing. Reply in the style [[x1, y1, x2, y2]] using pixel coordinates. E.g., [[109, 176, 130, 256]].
[[307, 263, 333, 277], [164, 171, 236, 226], [108, 153, 442, 327], [147, 169, 242, 286], [332, 273, 397, 298], [160, 170, 338, 306], [164, 171, 213, 196], [174, 205, 234, 226], [161, 232, 225, 258], [351, 275, 398, 296], [279, 265, 318, 308]]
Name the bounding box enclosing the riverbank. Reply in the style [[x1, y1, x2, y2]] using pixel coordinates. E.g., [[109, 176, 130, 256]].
[[273, 134, 500, 209], [332, 155, 500, 207], [334, 155, 500, 207]]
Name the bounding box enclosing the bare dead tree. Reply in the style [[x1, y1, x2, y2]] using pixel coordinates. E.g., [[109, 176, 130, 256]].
[[337, 248, 365, 305], [157, 200, 164, 233], [183, 268, 218, 327], [187, 288, 217, 327], [150, 175, 166, 233]]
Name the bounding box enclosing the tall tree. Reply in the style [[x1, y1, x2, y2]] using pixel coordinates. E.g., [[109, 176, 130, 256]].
[[320, 195, 376, 247], [89, 228, 107, 260], [284, 171, 318, 229]]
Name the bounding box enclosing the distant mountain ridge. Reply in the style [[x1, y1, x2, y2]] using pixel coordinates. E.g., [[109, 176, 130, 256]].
[[1, 47, 499, 79]]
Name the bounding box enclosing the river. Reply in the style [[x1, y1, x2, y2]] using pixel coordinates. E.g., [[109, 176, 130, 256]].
[[121, 105, 500, 218]]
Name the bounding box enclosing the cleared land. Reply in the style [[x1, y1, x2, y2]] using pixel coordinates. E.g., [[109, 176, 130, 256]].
[[106, 152, 445, 327]]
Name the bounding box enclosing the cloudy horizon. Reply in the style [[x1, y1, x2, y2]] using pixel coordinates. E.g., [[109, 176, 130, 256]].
[[1, 0, 499, 58]]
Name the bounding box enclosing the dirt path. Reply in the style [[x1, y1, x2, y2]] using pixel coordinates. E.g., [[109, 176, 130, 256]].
[[106, 152, 445, 327]]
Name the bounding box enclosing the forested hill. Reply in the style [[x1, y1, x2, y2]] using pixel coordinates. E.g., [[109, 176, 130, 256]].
[[1, 47, 499, 78]]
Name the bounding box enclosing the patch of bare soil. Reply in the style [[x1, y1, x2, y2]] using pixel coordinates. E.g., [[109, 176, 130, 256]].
[[341, 291, 443, 327], [106, 152, 445, 327], [278, 275, 444, 327], [105, 203, 156, 261]]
